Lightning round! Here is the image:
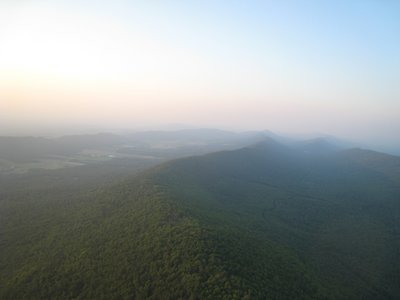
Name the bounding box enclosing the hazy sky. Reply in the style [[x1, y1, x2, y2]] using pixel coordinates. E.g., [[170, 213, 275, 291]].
[[1, 1, 399, 149]]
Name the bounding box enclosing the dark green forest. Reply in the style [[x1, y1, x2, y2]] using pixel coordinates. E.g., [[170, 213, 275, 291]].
[[1, 138, 399, 299]]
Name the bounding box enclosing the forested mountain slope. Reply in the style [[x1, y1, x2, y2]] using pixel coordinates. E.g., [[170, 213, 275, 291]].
[[1, 139, 399, 299], [148, 140, 400, 299]]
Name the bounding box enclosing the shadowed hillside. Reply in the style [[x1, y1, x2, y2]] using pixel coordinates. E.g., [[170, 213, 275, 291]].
[[1, 138, 399, 299]]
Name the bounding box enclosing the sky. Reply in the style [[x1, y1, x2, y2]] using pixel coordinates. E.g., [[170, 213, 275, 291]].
[[0, 0, 399, 151]]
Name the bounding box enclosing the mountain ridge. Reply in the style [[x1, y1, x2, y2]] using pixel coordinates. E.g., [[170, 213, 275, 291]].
[[1, 138, 399, 299]]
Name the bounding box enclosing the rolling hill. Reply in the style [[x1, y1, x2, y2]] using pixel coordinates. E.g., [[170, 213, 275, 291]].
[[1, 138, 399, 299]]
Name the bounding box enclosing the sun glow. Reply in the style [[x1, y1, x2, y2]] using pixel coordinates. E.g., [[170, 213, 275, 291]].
[[0, 7, 130, 83], [0, 4, 202, 87]]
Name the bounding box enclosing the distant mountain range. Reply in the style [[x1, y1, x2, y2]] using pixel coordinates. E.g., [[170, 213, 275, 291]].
[[0, 128, 352, 163]]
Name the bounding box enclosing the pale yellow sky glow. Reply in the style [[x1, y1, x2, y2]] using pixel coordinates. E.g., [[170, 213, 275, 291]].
[[1, 0, 399, 151]]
